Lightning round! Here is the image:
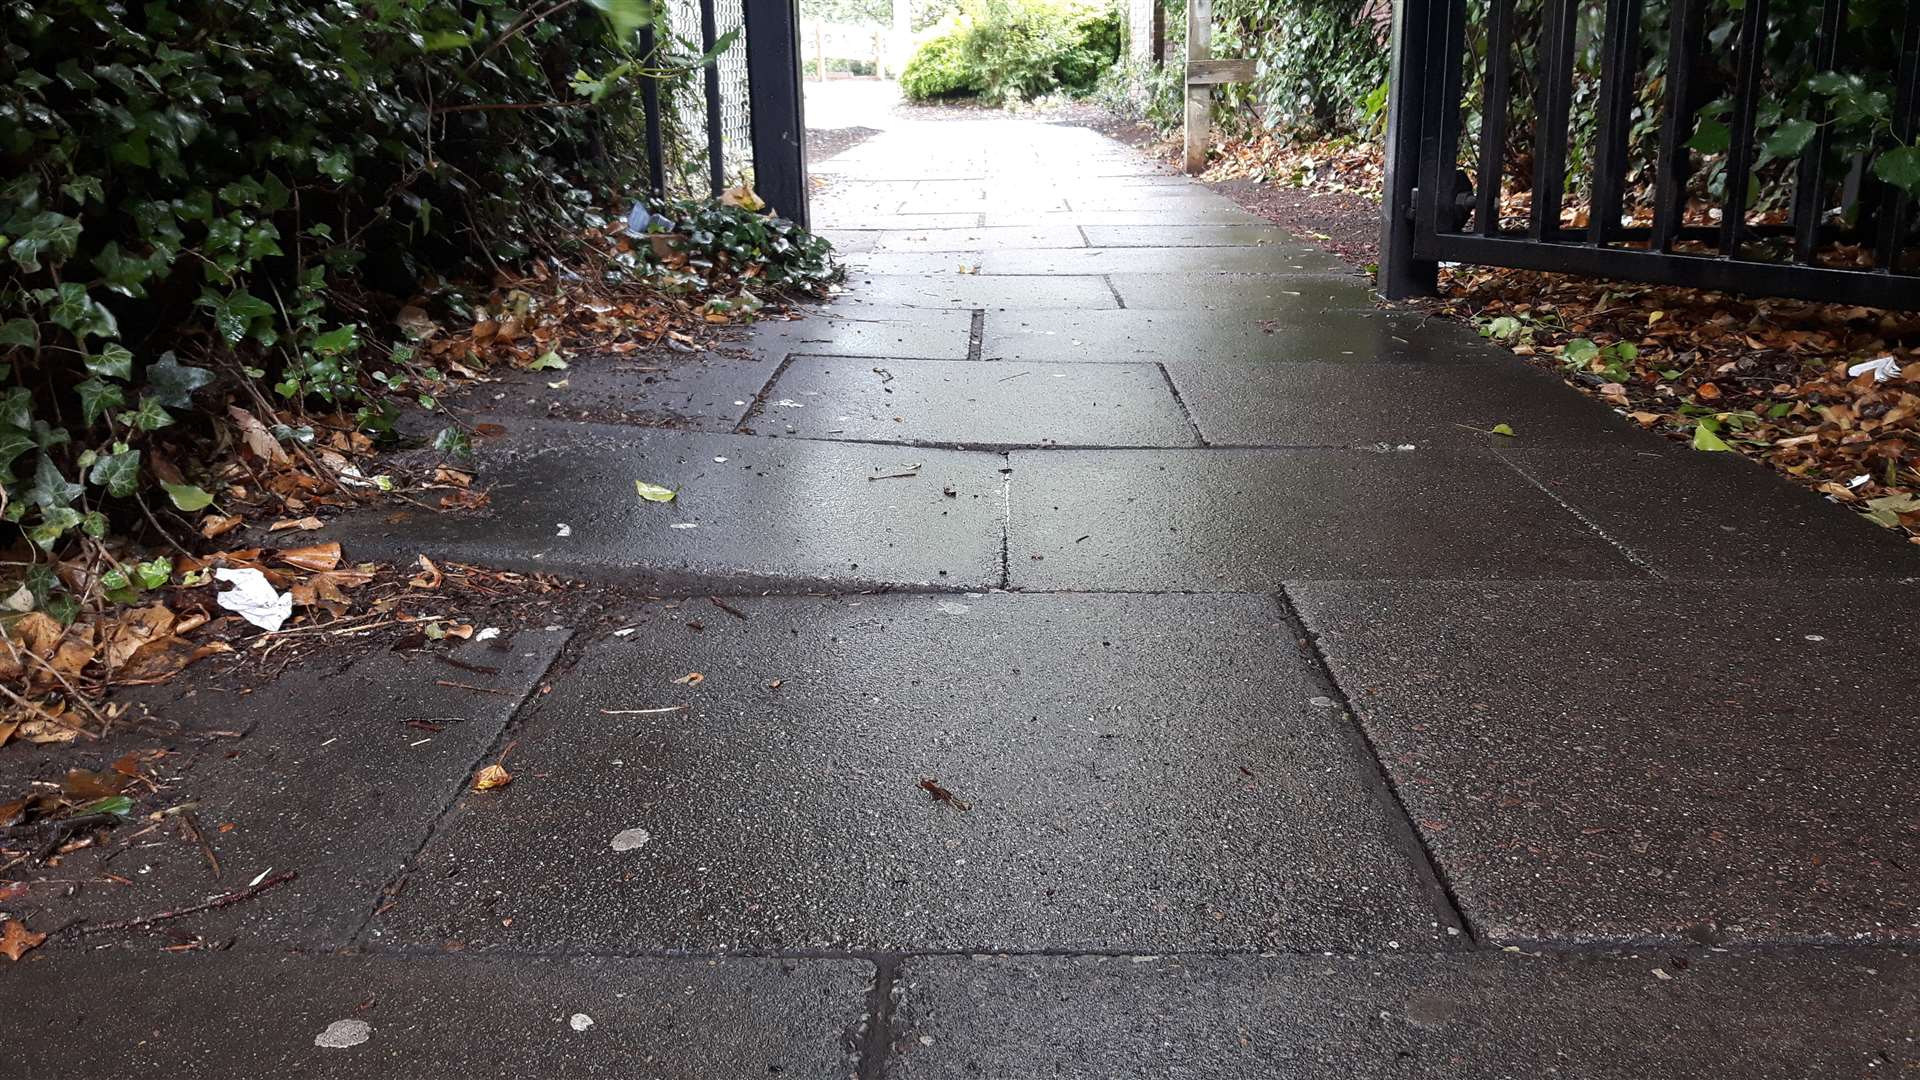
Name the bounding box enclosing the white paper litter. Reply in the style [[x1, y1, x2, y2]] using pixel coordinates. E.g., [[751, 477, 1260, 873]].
[[1848, 474, 1871, 489], [214, 568, 293, 632], [315, 1019, 372, 1049], [569, 1014, 595, 1032], [475, 627, 501, 641], [555, 523, 572, 537], [610, 826, 651, 852], [1848, 356, 1900, 382]]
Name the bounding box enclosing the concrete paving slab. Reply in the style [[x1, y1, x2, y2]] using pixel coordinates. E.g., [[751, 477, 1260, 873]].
[[982, 308, 1473, 365], [842, 273, 1117, 310], [1500, 446, 1920, 577], [368, 593, 1452, 954], [8, 632, 568, 949], [985, 207, 1261, 226], [5, 951, 869, 1079], [884, 951, 1920, 1079], [869, 225, 1088, 252], [322, 424, 1006, 591], [819, 229, 881, 254], [760, 356, 1197, 447], [411, 352, 776, 434], [1167, 358, 1648, 448], [1006, 448, 1645, 589], [726, 308, 976, 362], [1083, 223, 1316, 247], [1108, 272, 1375, 311], [1290, 579, 1920, 944], [814, 211, 984, 230], [980, 245, 1349, 275]]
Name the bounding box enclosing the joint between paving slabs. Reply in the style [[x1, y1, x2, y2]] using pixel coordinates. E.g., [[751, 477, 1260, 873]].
[[853, 953, 901, 1080], [996, 458, 1013, 590], [1154, 362, 1208, 447], [1492, 450, 1664, 579], [732, 350, 805, 434], [344, 630, 578, 949], [1102, 273, 1127, 309], [966, 309, 985, 361], [1267, 588, 1479, 949]]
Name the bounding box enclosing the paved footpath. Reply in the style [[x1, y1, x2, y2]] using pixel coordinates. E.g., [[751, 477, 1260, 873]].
[[7, 95, 1919, 1077]]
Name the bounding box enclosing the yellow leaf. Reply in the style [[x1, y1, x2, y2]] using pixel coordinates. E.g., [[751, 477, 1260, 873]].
[[634, 481, 676, 503], [472, 764, 512, 791]]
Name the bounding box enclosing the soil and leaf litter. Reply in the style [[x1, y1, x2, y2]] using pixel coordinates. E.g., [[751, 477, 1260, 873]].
[[0, 0, 841, 955]]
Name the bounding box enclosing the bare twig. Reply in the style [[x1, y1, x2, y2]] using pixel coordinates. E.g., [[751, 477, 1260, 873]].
[[69, 870, 297, 936]]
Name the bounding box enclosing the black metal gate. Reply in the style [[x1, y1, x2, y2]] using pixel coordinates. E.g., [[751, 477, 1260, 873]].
[[1379, 0, 1920, 310], [634, 0, 810, 228]]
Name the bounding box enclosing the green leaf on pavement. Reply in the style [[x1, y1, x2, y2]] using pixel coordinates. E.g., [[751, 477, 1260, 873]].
[[634, 480, 676, 502], [1490, 423, 1516, 437]]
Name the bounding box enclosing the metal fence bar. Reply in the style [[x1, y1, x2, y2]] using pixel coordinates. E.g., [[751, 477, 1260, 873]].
[[640, 25, 667, 196], [1587, 0, 1644, 246], [743, 0, 808, 228], [1378, 0, 1438, 297], [1425, 0, 1469, 237], [1473, 0, 1514, 235], [1718, 0, 1768, 258], [1528, 0, 1579, 240], [1792, 0, 1848, 263], [699, 0, 727, 195], [1649, 0, 1705, 252], [1877, 6, 1920, 270]]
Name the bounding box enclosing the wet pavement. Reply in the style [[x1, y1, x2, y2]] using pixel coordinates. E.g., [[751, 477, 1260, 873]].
[[6, 82, 1917, 1076]]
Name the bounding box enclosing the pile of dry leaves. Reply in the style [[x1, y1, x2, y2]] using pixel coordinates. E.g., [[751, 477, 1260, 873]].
[[1199, 132, 1385, 197], [1434, 267, 1920, 541]]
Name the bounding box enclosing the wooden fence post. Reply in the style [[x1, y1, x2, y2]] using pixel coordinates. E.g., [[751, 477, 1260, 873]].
[[1184, 0, 1211, 173]]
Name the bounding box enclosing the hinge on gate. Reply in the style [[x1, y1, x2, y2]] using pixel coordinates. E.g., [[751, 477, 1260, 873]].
[[1405, 187, 1420, 220]]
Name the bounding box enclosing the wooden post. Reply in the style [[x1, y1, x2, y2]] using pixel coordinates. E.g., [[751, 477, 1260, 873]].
[[1184, 0, 1211, 173]]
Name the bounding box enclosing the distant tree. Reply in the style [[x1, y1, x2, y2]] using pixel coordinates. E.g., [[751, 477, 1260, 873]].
[[806, 0, 893, 24]]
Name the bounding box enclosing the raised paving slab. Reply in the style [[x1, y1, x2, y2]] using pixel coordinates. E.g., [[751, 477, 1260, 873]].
[[883, 951, 1919, 1078], [4, 951, 869, 1079], [1166, 358, 1646, 448], [727, 307, 976, 362], [322, 424, 1006, 591], [7, 632, 568, 949], [1108, 272, 1374, 312], [1082, 223, 1315, 247], [1290, 579, 1920, 944], [367, 593, 1453, 954], [1006, 448, 1643, 589], [1500, 445, 1920, 576], [842, 273, 1117, 310], [408, 353, 776, 434], [980, 245, 1349, 276], [868, 225, 1088, 252], [982, 308, 1477, 365], [759, 356, 1197, 448]]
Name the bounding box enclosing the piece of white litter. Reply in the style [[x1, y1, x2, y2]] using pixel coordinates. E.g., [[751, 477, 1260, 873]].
[[569, 1014, 595, 1032], [611, 826, 652, 852], [248, 867, 273, 888], [1805, 634, 1826, 642], [713, 456, 728, 463], [556, 523, 573, 537], [774, 399, 805, 408], [214, 567, 293, 632], [315, 1019, 371, 1049], [1652, 968, 1673, 981], [670, 522, 699, 530], [1848, 474, 1871, 488], [614, 627, 638, 637], [1308, 696, 1336, 708], [1848, 356, 1900, 382], [475, 627, 501, 641]]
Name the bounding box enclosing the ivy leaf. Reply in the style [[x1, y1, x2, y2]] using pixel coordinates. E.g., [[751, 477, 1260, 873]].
[[0, 428, 33, 478], [28, 506, 82, 550], [88, 447, 141, 498], [144, 353, 215, 408], [161, 481, 216, 512], [75, 377, 126, 425], [197, 288, 276, 345], [1687, 118, 1730, 155], [134, 556, 174, 590], [587, 0, 655, 34], [0, 387, 32, 429], [1693, 420, 1733, 452], [119, 397, 176, 431], [0, 318, 36, 347], [48, 282, 119, 340], [85, 342, 135, 381], [529, 351, 568, 371], [29, 455, 84, 511], [1872, 146, 1920, 196], [1762, 119, 1817, 159]]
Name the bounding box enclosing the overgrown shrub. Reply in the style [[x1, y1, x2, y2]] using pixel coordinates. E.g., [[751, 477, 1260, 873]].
[[0, 0, 714, 556], [901, 30, 983, 99], [900, 0, 1120, 105]]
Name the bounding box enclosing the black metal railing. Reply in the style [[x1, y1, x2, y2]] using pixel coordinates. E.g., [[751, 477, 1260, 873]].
[[634, 0, 809, 228], [1380, 0, 1920, 309]]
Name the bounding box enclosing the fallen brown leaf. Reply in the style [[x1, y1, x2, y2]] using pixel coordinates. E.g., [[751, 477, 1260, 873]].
[[409, 555, 444, 589], [0, 918, 45, 962], [276, 542, 342, 572], [472, 763, 512, 791], [269, 516, 324, 533]]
